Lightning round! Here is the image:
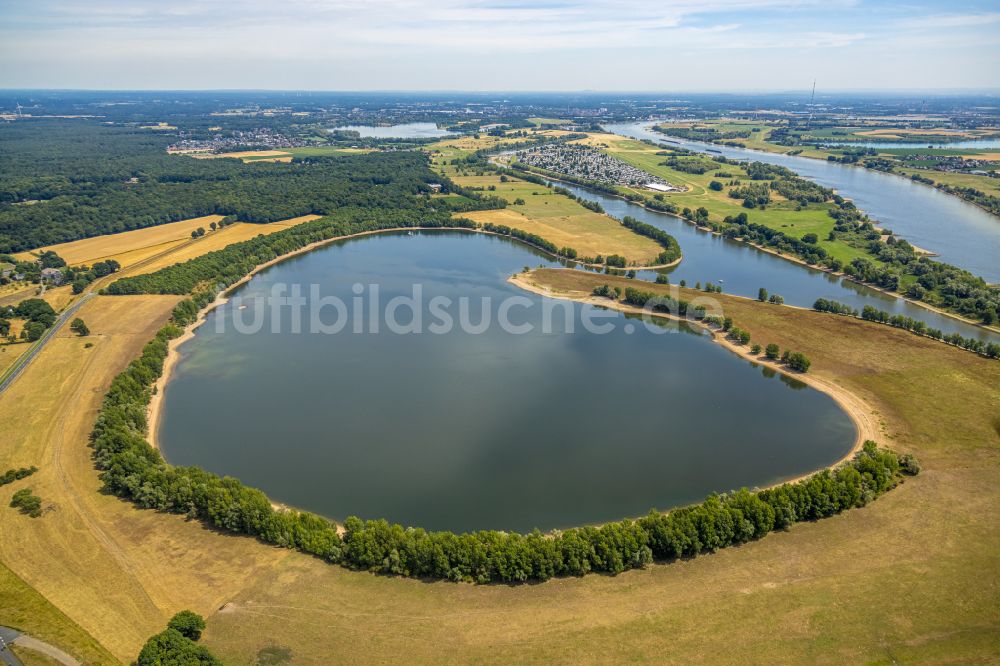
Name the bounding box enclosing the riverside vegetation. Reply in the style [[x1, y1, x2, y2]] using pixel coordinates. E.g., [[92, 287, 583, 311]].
[[585, 134, 1000, 327]]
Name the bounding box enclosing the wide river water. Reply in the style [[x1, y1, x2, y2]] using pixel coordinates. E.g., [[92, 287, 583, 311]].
[[824, 139, 1000, 150], [606, 123, 1000, 284], [533, 175, 999, 345], [158, 231, 856, 533]]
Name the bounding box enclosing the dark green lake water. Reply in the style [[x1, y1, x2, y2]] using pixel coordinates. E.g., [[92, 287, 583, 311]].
[[158, 231, 856, 533]]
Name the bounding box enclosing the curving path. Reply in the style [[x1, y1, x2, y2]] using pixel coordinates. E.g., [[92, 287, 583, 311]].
[[0, 627, 81, 666]]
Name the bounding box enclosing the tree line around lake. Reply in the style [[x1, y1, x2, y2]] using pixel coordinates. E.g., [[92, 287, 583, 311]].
[[91, 312, 915, 584], [91, 168, 915, 584]]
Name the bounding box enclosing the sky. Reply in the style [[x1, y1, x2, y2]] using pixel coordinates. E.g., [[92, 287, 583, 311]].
[[1, 0, 999, 91]]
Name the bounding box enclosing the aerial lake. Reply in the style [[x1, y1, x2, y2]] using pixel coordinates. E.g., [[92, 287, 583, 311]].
[[157, 231, 856, 533], [331, 122, 451, 139]]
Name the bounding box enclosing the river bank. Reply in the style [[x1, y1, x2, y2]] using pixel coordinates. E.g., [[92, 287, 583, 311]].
[[614, 122, 1000, 282], [507, 148, 999, 338]]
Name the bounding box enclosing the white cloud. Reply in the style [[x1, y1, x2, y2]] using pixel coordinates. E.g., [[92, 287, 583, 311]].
[[897, 12, 1000, 30]]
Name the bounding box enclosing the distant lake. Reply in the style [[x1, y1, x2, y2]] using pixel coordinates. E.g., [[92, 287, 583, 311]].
[[330, 122, 451, 139], [158, 231, 856, 533]]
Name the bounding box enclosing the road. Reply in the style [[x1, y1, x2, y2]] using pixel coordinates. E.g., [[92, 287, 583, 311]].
[[0, 293, 94, 396], [0, 627, 80, 666], [0, 628, 22, 666], [0, 226, 231, 397]]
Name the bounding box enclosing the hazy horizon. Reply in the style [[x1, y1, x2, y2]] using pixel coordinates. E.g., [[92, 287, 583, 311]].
[[2, 0, 998, 91]]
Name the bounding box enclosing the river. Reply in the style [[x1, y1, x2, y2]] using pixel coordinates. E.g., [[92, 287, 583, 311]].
[[531, 178, 998, 344], [606, 123, 1000, 283]]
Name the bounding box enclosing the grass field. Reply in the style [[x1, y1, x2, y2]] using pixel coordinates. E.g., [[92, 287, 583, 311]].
[[0, 561, 117, 664], [461, 208, 665, 263], [14, 215, 227, 267], [202, 147, 369, 163], [428, 135, 666, 265], [588, 135, 870, 264], [894, 167, 1000, 196], [527, 117, 572, 126], [0, 295, 292, 663], [0, 342, 31, 377], [116, 215, 323, 277]]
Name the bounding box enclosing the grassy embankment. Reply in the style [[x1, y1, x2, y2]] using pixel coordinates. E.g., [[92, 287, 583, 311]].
[[2, 250, 998, 661], [427, 134, 669, 266], [0, 561, 118, 664]]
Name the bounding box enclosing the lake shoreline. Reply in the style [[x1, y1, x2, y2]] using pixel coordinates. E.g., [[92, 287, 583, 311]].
[[508, 271, 877, 488], [146, 227, 871, 534]]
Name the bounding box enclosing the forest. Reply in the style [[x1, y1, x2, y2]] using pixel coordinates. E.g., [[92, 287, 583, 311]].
[[0, 121, 448, 252]]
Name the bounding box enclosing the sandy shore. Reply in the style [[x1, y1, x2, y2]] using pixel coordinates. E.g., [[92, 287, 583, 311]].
[[509, 272, 880, 482]]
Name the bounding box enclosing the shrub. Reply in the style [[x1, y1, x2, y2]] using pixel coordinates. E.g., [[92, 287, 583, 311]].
[[167, 610, 206, 641], [10, 488, 42, 517], [785, 351, 811, 372], [70, 317, 90, 336], [137, 629, 219, 666], [0, 466, 37, 486]]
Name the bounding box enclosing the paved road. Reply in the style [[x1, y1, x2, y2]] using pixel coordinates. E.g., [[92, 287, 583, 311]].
[[0, 627, 23, 666], [0, 293, 94, 396], [0, 229, 213, 397], [0, 627, 80, 666]]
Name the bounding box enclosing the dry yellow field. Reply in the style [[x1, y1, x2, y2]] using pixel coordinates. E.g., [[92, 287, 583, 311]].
[[963, 152, 1000, 161], [566, 131, 634, 149], [0, 295, 291, 663], [117, 215, 322, 277], [0, 284, 39, 309], [196, 150, 293, 162], [14, 216, 227, 267], [0, 342, 31, 376], [40, 285, 74, 311], [13, 215, 322, 285], [462, 208, 668, 265]]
